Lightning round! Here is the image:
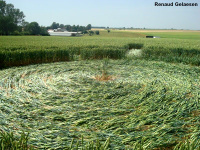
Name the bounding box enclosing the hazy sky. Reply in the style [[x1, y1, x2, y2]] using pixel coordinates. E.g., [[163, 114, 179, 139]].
[[5, 0, 200, 30]]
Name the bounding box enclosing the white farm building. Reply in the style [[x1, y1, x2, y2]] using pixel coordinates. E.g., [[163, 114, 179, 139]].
[[48, 28, 81, 36]]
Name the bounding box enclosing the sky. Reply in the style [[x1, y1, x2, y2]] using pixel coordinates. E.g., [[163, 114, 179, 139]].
[[5, 0, 200, 30]]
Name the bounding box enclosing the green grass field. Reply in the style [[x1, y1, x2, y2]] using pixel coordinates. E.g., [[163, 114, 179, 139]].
[[94, 29, 200, 39], [143, 32, 200, 40], [0, 30, 200, 149]]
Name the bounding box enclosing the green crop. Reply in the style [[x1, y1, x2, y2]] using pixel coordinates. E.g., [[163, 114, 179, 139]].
[[0, 130, 34, 150], [142, 46, 200, 65], [0, 34, 200, 68]]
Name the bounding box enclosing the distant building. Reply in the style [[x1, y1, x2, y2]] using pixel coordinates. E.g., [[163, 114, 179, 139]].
[[146, 36, 160, 38], [153, 36, 160, 38], [48, 28, 81, 36]]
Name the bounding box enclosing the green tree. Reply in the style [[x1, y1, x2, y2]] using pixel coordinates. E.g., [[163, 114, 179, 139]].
[[0, 15, 16, 35], [0, 0, 25, 35], [51, 22, 59, 29], [59, 24, 65, 29], [21, 21, 30, 35], [95, 30, 100, 35], [79, 26, 85, 32], [26, 22, 40, 35], [72, 25, 77, 32], [65, 25, 71, 31], [82, 30, 88, 34], [40, 26, 49, 36], [86, 24, 92, 30], [22, 21, 29, 31], [88, 30, 94, 36]]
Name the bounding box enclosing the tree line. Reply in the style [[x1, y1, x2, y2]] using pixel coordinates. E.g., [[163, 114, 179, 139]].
[[0, 0, 93, 36], [48, 22, 91, 33]]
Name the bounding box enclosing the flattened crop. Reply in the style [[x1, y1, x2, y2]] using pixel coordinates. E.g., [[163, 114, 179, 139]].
[[0, 59, 199, 149]]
